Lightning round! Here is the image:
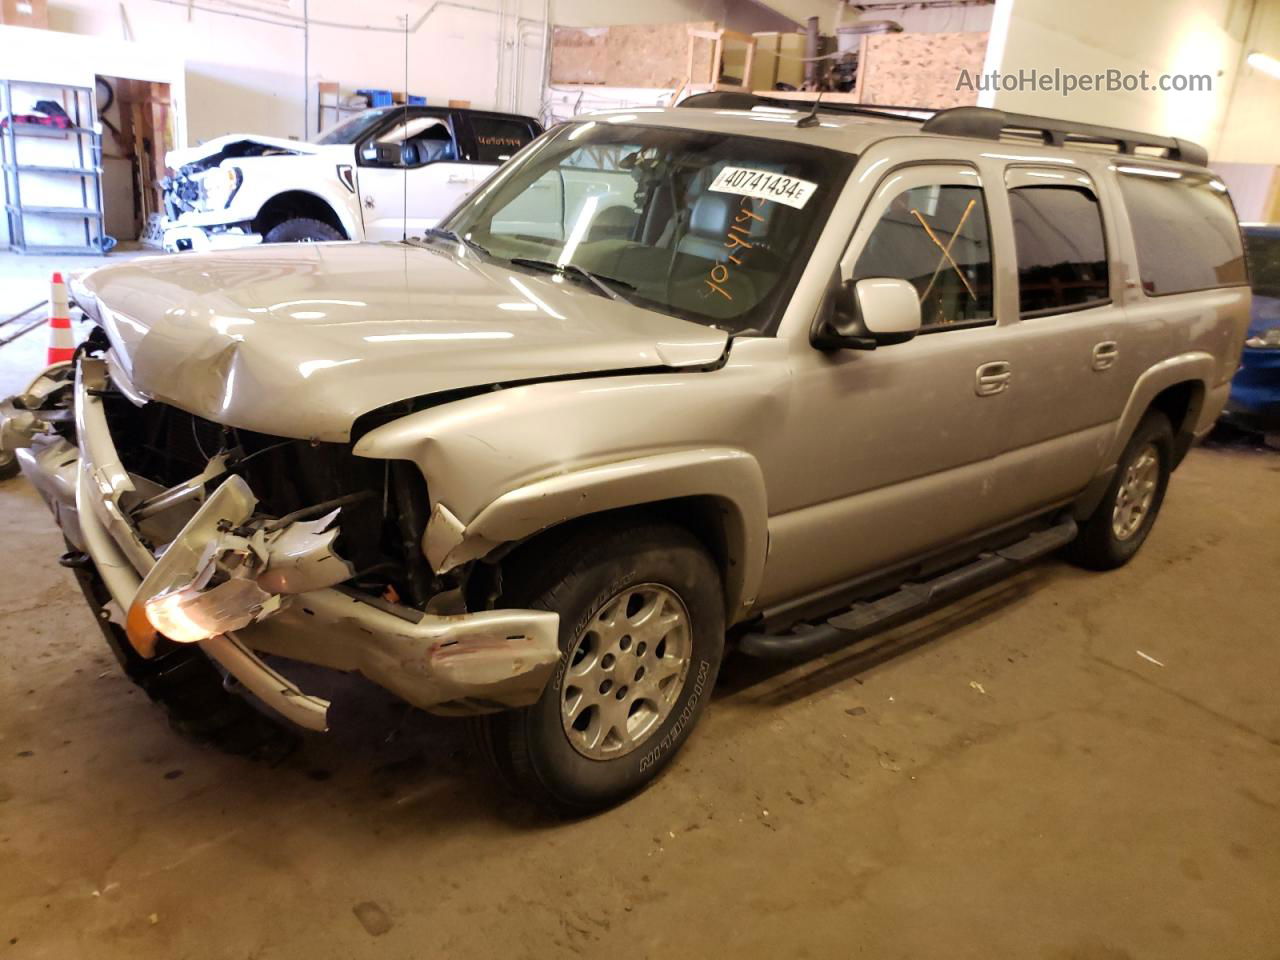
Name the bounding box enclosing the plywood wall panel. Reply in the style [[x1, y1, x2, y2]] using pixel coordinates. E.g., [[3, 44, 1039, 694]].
[[551, 27, 610, 84], [857, 31, 988, 108], [552, 21, 717, 88]]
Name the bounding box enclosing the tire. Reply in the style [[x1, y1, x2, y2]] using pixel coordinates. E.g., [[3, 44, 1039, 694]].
[[473, 518, 725, 815], [263, 217, 343, 244], [68, 554, 298, 762], [1069, 411, 1173, 570], [0, 450, 18, 481]]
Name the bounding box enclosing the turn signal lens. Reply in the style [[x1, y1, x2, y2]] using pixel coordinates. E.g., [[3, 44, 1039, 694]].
[[125, 600, 159, 658], [144, 579, 270, 645], [127, 579, 273, 657]]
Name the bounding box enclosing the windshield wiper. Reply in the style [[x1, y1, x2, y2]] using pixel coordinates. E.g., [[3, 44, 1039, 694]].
[[507, 257, 636, 302], [421, 227, 489, 258]]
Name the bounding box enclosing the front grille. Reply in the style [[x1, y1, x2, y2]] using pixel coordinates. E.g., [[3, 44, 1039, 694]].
[[100, 393, 434, 606]]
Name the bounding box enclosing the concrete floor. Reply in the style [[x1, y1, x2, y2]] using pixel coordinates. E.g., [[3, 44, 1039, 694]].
[[1, 439, 1278, 958]]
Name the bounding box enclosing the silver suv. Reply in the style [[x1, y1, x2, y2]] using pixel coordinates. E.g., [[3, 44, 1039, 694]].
[[0, 96, 1250, 812]]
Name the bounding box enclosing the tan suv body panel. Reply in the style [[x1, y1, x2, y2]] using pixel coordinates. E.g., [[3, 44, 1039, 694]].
[[358, 123, 1249, 626]]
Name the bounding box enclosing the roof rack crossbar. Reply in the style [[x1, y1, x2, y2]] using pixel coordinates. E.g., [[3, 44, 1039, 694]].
[[921, 106, 1207, 166]]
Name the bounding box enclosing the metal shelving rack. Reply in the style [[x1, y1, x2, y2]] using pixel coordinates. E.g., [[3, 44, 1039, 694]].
[[1, 78, 106, 255]]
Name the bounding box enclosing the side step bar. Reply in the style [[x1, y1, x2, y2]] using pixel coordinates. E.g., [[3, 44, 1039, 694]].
[[738, 518, 1078, 662]]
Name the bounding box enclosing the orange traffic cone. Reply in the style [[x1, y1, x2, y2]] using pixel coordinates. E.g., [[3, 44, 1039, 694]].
[[47, 271, 75, 365]]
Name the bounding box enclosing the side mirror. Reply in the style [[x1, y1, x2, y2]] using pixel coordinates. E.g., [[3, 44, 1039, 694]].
[[369, 141, 403, 166], [812, 275, 922, 351], [856, 278, 921, 341]]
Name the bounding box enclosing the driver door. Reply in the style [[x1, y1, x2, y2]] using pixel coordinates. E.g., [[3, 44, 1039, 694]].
[[762, 163, 1018, 605], [355, 110, 476, 240]]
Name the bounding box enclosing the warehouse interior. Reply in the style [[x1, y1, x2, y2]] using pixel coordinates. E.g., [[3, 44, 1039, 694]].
[[1, 0, 1278, 957]]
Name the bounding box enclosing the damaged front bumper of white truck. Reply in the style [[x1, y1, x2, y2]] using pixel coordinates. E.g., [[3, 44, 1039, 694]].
[[0, 353, 560, 733]]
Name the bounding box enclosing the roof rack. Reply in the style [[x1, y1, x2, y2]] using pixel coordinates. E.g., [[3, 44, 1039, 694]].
[[676, 91, 934, 125], [676, 93, 1207, 167], [921, 106, 1208, 166]]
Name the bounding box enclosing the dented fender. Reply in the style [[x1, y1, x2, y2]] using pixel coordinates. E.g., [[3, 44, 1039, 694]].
[[427, 448, 769, 617], [355, 343, 791, 621]]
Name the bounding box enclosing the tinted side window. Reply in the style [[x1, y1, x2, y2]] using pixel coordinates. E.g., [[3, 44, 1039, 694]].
[[472, 116, 535, 163], [853, 184, 994, 328], [1118, 171, 1246, 295], [1009, 186, 1109, 315]]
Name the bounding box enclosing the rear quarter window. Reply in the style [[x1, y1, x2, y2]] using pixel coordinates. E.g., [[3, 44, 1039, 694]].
[[1117, 169, 1246, 296]]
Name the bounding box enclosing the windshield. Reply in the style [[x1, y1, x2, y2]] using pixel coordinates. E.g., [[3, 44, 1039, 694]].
[[441, 121, 856, 334], [315, 108, 395, 145], [1244, 229, 1280, 299]]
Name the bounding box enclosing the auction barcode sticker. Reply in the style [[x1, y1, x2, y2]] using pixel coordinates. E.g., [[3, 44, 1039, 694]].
[[708, 166, 818, 209]]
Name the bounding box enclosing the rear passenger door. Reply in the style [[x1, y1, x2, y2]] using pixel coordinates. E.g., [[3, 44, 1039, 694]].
[[992, 166, 1132, 515]]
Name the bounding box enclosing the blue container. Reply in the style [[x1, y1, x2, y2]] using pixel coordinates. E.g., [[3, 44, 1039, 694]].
[[407, 95, 426, 105], [356, 88, 393, 107]]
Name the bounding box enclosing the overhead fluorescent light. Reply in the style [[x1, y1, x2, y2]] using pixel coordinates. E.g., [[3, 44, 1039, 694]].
[[1247, 51, 1280, 79]]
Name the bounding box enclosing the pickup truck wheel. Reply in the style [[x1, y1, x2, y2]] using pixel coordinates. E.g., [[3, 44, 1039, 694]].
[[1069, 411, 1173, 570], [473, 519, 725, 814], [0, 450, 18, 481], [263, 217, 343, 244]]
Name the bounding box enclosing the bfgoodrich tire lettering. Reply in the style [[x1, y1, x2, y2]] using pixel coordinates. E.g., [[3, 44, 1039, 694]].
[[475, 518, 725, 814]]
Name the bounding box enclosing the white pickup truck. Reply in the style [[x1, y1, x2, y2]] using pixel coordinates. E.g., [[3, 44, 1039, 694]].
[[161, 106, 542, 252]]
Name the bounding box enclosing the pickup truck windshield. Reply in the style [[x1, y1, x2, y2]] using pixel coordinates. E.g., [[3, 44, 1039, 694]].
[[315, 108, 396, 145], [442, 121, 855, 335]]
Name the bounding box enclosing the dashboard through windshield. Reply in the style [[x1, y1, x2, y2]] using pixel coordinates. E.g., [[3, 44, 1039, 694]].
[[441, 120, 856, 334]]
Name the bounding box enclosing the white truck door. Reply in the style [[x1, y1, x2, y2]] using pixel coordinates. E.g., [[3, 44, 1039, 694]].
[[355, 112, 473, 240]]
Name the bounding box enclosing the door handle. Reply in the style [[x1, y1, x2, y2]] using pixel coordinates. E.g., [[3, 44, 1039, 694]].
[[447, 174, 470, 184], [975, 361, 1012, 397], [1092, 340, 1119, 371]]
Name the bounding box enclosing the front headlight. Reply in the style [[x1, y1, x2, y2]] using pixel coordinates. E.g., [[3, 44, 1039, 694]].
[[201, 165, 243, 210], [1245, 327, 1280, 349]]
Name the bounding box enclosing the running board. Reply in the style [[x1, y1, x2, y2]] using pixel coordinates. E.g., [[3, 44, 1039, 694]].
[[738, 518, 1078, 661]]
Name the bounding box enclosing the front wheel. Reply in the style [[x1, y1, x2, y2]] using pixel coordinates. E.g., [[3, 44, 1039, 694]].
[[473, 519, 725, 814], [0, 449, 19, 481], [263, 217, 343, 244], [1069, 410, 1173, 570]]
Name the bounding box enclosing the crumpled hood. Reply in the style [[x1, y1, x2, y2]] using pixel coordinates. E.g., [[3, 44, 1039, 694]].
[[165, 134, 318, 168], [74, 242, 729, 442]]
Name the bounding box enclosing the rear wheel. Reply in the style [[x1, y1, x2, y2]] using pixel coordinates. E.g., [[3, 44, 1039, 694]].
[[0, 450, 18, 481], [263, 217, 343, 244], [473, 518, 725, 814], [1069, 411, 1173, 570]]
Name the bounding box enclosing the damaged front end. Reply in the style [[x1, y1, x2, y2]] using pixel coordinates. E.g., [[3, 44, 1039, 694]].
[[0, 338, 560, 732]]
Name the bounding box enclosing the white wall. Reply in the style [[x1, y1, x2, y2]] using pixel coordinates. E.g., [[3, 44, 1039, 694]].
[[40, 0, 554, 144], [0, 23, 187, 247], [983, 0, 1250, 158], [1216, 0, 1280, 163], [1213, 161, 1276, 221]]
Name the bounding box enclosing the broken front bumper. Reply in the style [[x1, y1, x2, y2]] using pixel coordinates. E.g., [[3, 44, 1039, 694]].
[[161, 223, 262, 254], [4, 357, 560, 730]]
